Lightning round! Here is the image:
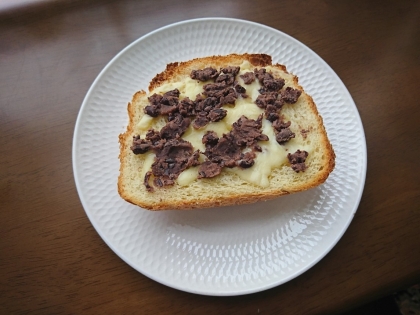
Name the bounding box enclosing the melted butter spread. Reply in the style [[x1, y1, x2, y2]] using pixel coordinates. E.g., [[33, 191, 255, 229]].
[[137, 114, 154, 132], [237, 61, 262, 101], [177, 166, 199, 186], [182, 121, 229, 152], [141, 61, 311, 187], [224, 119, 289, 187], [153, 78, 206, 100], [223, 97, 264, 126]]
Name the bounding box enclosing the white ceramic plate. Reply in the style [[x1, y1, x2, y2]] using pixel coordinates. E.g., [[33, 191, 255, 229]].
[[73, 18, 366, 296]]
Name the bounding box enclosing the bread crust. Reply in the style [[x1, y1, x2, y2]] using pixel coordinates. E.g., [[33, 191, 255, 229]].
[[118, 54, 335, 210]]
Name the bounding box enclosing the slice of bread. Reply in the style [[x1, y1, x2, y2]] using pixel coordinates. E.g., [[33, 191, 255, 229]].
[[118, 54, 335, 210]]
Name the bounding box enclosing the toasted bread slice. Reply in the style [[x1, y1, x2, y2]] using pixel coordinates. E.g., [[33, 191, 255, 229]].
[[118, 54, 335, 210]]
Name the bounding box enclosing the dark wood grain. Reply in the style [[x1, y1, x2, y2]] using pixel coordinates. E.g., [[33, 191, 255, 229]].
[[1, 0, 419, 314]]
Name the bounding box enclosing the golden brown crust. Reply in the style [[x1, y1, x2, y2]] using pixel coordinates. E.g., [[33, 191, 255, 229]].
[[119, 54, 335, 211], [118, 91, 145, 204], [133, 191, 288, 211], [149, 54, 273, 91]]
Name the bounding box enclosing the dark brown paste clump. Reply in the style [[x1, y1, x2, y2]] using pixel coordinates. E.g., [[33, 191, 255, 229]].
[[130, 117, 198, 191], [132, 132, 200, 192], [252, 68, 305, 167], [272, 119, 295, 144], [150, 138, 200, 189], [198, 115, 268, 178], [287, 150, 308, 172], [254, 68, 285, 93]]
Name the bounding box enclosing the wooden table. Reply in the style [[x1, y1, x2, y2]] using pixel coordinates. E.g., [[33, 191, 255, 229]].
[[1, 0, 419, 314]]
